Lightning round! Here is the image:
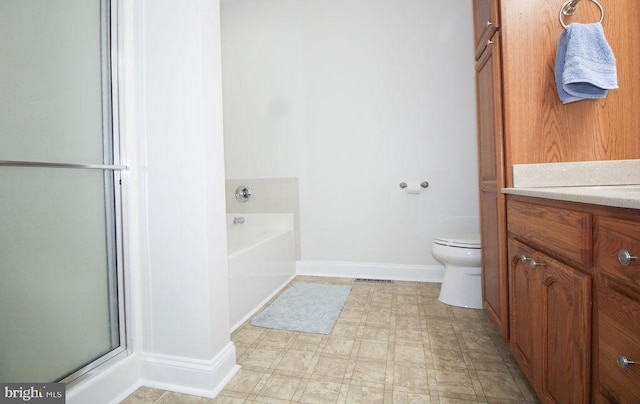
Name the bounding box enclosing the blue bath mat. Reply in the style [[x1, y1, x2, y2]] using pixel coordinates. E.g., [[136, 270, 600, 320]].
[[251, 283, 351, 334]]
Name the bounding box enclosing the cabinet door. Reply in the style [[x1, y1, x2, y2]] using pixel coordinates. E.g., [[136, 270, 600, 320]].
[[476, 36, 503, 185], [508, 239, 537, 383], [473, 0, 498, 59], [537, 253, 592, 404], [480, 190, 506, 332], [477, 33, 508, 340]]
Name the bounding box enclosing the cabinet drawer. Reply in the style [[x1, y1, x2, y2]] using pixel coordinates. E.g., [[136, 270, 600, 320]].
[[598, 286, 640, 403], [507, 200, 592, 267], [597, 217, 640, 291]]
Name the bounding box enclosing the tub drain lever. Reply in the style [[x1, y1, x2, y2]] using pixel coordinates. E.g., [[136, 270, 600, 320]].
[[233, 216, 245, 224]]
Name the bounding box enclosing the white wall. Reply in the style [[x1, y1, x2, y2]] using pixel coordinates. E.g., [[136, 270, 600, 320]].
[[69, 0, 238, 401], [137, 0, 237, 395], [221, 0, 479, 266]]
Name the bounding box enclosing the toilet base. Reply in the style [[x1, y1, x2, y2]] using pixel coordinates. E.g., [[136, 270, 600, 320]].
[[438, 265, 483, 309]]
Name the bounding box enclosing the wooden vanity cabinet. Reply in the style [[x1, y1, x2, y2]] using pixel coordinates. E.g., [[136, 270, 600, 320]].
[[472, 0, 640, 346], [506, 195, 640, 402], [507, 197, 592, 403], [472, 0, 640, 400]]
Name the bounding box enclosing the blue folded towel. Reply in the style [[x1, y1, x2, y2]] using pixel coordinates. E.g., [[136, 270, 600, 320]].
[[555, 22, 618, 104]]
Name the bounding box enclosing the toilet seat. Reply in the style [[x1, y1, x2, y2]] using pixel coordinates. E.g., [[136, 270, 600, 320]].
[[433, 234, 481, 249]]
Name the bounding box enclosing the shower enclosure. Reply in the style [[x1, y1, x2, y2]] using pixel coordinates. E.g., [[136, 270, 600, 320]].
[[0, 0, 126, 384]]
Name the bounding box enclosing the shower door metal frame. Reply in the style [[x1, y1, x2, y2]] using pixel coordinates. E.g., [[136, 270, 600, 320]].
[[0, 0, 129, 385]]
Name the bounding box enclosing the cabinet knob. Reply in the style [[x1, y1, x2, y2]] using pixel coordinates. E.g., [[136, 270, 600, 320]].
[[617, 354, 637, 372], [618, 249, 638, 266], [520, 255, 544, 268], [520, 255, 532, 262], [529, 259, 545, 269]]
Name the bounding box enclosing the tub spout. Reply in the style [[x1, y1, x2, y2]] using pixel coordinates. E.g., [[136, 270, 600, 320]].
[[233, 216, 245, 224]]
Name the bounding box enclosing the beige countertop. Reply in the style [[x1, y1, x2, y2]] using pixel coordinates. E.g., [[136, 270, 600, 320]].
[[503, 160, 640, 210], [502, 185, 640, 210]]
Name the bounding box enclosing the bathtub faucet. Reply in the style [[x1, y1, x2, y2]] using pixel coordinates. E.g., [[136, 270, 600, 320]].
[[233, 216, 245, 224]]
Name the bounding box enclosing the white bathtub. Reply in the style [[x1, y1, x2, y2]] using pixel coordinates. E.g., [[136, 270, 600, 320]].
[[227, 214, 296, 331]]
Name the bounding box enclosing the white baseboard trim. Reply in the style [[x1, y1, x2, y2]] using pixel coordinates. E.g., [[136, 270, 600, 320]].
[[296, 260, 444, 283], [140, 342, 239, 399], [67, 354, 141, 404], [230, 274, 296, 333]]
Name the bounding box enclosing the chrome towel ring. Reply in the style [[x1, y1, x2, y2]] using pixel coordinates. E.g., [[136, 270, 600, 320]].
[[559, 0, 604, 29]]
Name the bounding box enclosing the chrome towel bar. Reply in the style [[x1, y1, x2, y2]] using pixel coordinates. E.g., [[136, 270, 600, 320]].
[[0, 160, 127, 170]]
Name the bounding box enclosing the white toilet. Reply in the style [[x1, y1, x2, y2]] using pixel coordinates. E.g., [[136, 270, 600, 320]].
[[432, 233, 483, 309]]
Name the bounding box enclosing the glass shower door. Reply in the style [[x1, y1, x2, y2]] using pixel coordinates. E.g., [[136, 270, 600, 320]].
[[0, 0, 126, 383]]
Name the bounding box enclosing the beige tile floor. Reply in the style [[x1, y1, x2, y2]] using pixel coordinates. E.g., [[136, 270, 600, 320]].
[[122, 276, 538, 403]]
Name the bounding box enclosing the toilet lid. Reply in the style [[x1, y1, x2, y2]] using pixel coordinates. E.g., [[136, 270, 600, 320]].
[[433, 233, 481, 249]]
